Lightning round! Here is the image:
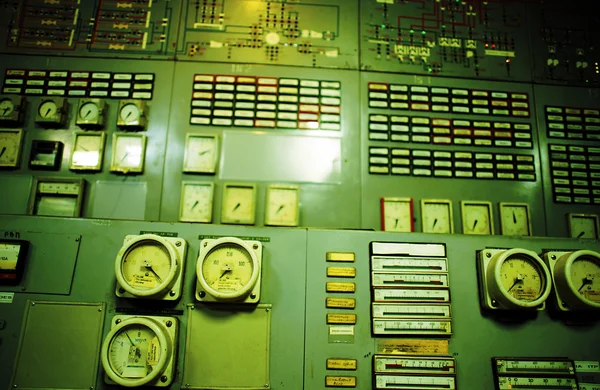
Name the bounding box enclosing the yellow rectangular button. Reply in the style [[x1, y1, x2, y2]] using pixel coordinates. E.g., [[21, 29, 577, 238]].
[[327, 267, 356, 278], [326, 376, 356, 387], [326, 282, 355, 293], [327, 359, 357, 370], [326, 252, 355, 262], [327, 314, 357, 324], [326, 297, 356, 309]]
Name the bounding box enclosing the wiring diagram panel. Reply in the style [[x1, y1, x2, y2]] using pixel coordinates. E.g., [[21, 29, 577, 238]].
[[0, 0, 181, 58], [528, 1, 600, 86], [176, 0, 359, 69], [360, 0, 532, 81]]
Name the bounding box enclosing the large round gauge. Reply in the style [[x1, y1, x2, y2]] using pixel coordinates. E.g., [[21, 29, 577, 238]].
[[196, 237, 260, 301], [101, 316, 173, 387], [115, 234, 179, 298], [0, 98, 15, 117], [554, 250, 600, 310], [486, 248, 552, 309]]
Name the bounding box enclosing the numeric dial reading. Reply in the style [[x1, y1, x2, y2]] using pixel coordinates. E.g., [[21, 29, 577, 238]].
[[461, 201, 494, 235], [381, 198, 413, 232], [551, 250, 600, 310], [179, 182, 214, 223], [265, 185, 299, 227], [110, 134, 146, 174], [568, 214, 599, 239], [500, 203, 532, 236], [221, 184, 256, 225], [117, 100, 147, 129], [183, 134, 218, 174]]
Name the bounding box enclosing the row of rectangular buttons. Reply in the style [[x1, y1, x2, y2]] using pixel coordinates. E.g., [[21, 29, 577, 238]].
[[367, 83, 530, 117], [368, 115, 533, 148], [549, 144, 600, 204], [191, 74, 342, 131], [2, 70, 154, 99], [545, 106, 600, 141], [369, 148, 536, 181]]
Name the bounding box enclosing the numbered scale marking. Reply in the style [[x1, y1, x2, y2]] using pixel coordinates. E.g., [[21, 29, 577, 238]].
[[373, 288, 450, 302], [374, 355, 456, 375], [373, 319, 452, 336], [375, 374, 456, 390], [372, 256, 448, 272], [495, 358, 575, 376], [372, 303, 451, 319], [497, 377, 577, 390], [372, 272, 449, 288]]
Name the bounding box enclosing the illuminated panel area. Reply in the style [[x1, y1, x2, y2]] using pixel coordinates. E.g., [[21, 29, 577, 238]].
[[360, 0, 531, 81], [176, 0, 359, 68]]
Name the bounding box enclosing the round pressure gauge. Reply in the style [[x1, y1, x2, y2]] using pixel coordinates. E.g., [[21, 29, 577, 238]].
[[78, 101, 100, 121], [554, 250, 600, 310], [196, 237, 259, 301], [38, 100, 58, 118], [0, 98, 15, 117], [120, 103, 141, 123], [101, 316, 172, 387], [115, 234, 179, 297], [486, 248, 552, 309]]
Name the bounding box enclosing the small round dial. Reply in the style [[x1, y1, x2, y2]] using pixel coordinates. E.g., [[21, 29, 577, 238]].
[[101, 317, 171, 387], [197, 237, 259, 300], [487, 248, 551, 309], [79, 102, 99, 121], [120, 103, 141, 122], [115, 235, 179, 297], [38, 100, 58, 118], [554, 250, 600, 309], [0, 99, 15, 117]]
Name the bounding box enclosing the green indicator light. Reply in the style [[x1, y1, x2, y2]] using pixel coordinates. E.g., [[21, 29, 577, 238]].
[[381, 24, 386, 28], [410, 29, 414, 34], [422, 31, 426, 35]]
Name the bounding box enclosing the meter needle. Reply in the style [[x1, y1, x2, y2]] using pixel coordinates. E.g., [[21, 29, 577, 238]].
[[513, 211, 517, 224], [0, 146, 5, 158], [125, 332, 135, 346], [472, 219, 478, 230], [219, 269, 231, 279], [394, 219, 399, 228], [232, 202, 241, 212], [276, 204, 284, 214], [578, 278, 592, 292], [144, 264, 163, 282], [577, 231, 585, 238], [507, 276, 524, 292], [198, 150, 209, 156], [45, 108, 51, 117], [2, 108, 7, 116], [85, 110, 91, 119], [191, 200, 199, 209], [432, 218, 438, 230]]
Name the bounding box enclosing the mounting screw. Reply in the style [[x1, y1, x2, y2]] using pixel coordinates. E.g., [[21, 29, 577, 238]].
[[176, 241, 182, 247], [264, 384, 269, 388], [562, 302, 568, 308], [265, 308, 270, 312], [21, 286, 26, 291], [250, 293, 256, 299], [75, 237, 80, 242], [253, 244, 259, 249], [31, 302, 35, 306], [185, 384, 190, 388], [486, 252, 491, 258], [199, 291, 206, 298], [191, 305, 195, 310], [119, 288, 126, 294], [166, 320, 173, 327], [98, 308, 102, 312], [116, 318, 122, 324], [90, 386, 94, 390], [13, 384, 17, 388], [491, 299, 498, 307], [169, 290, 176, 297], [551, 254, 556, 260], [204, 242, 208, 247], [161, 376, 168, 383]]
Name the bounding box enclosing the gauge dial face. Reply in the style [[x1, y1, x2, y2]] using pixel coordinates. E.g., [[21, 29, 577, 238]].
[[179, 182, 213, 222], [38, 100, 58, 118], [78, 102, 99, 121], [201, 243, 255, 294], [421, 201, 453, 233], [111, 135, 146, 173], [0, 130, 22, 167], [462, 202, 493, 235], [570, 256, 600, 303], [0, 99, 15, 117], [121, 241, 173, 291], [500, 255, 545, 303], [108, 323, 161, 380], [500, 204, 531, 236], [265, 186, 299, 226], [221, 185, 256, 225], [569, 215, 599, 239], [183, 135, 218, 173], [71, 133, 104, 170], [382, 198, 413, 232], [120, 103, 141, 123]]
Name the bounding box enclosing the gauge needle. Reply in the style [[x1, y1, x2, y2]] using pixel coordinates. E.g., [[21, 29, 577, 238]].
[[432, 218, 438, 229], [125, 332, 135, 346], [0, 147, 5, 158], [79, 145, 88, 151], [126, 111, 132, 119], [2, 108, 7, 116], [394, 218, 398, 228], [578, 277, 592, 292], [198, 149, 209, 156], [507, 275, 524, 292], [220, 269, 231, 279], [577, 231, 585, 238], [232, 202, 241, 212], [120, 152, 129, 161], [472, 219, 478, 230], [512, 211, 517, 224], [276, 204, 284, 214], [144, 264, 163, 282], [45, 108, 51, 117], [85, 110, 91, 118], [191, 200, 199, 209]]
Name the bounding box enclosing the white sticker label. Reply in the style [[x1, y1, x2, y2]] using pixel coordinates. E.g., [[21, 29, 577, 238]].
[[329, 325, 355, 335], [0, 292, 14, 303]]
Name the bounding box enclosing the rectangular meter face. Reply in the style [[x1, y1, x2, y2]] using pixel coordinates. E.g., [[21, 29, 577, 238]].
[[372, 272, 449, 288], [374, 355, 456, 375], [497, 377, 577, 390], [372, 319, 452, 336], [494, 358, 575, 376], [373, 288, 450, 303], [371, 256, 448, 272], [372, 303, 451, 319], [375, 374, 456, 390]]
